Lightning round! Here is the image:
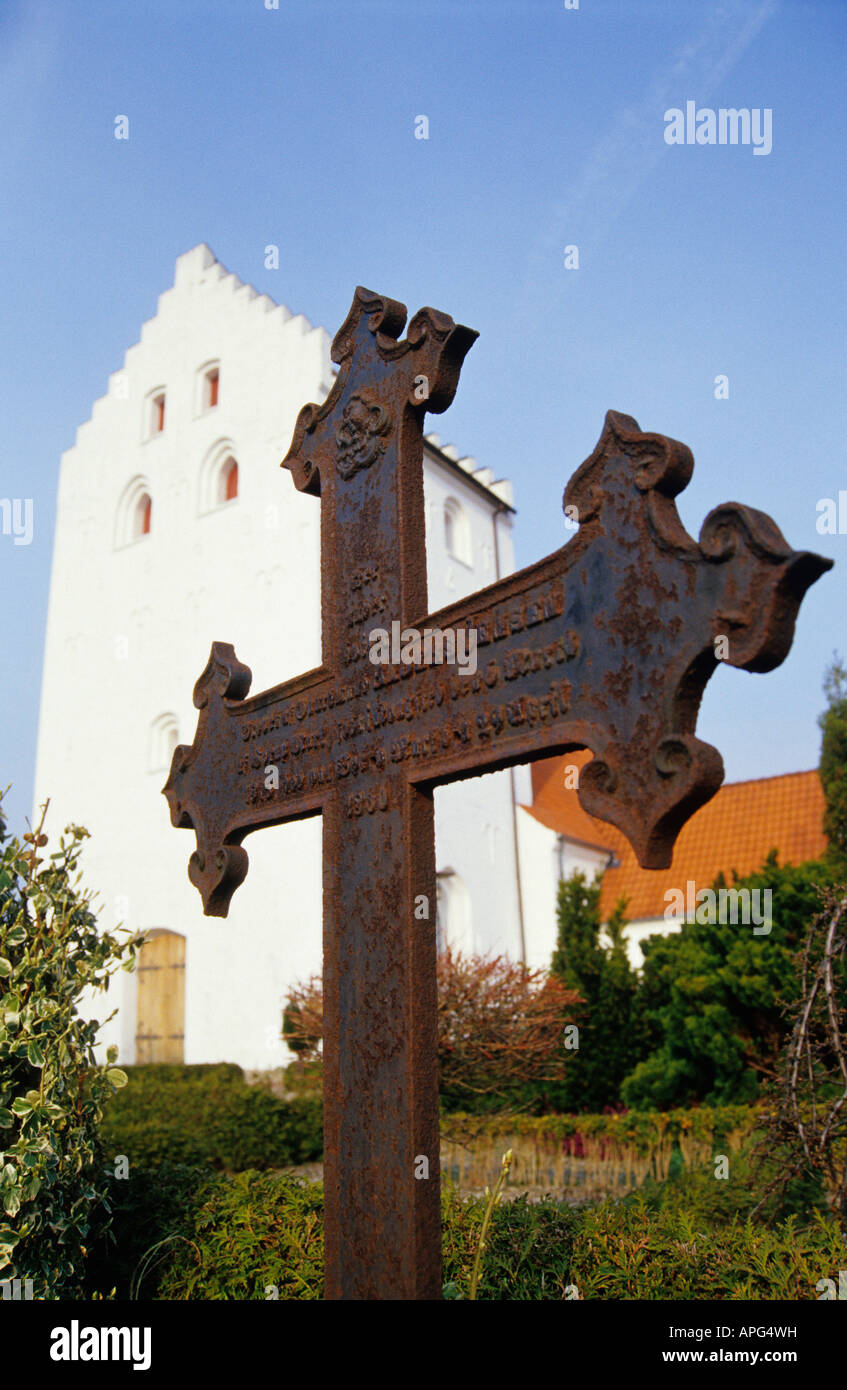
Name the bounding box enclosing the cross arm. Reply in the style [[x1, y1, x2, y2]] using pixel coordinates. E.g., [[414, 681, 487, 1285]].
[[163, 642, 336, 914], [390, 411, 831, 866]]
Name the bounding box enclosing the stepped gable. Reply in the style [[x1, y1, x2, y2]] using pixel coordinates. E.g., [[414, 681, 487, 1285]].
[[72, 247, 510, 506], [72, 242, 328, 447], [424, 432, 514, 509]]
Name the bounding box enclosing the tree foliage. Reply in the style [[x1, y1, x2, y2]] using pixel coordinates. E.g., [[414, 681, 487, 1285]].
[[0, 796, 141, 1297], [621, 856, 837, 1111], [550, 870, 644, 1111], [621, 659, 847, 1111]]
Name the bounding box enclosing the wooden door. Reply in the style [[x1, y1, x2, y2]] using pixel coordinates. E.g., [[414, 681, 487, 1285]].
[[135, 931, 185, 1063]]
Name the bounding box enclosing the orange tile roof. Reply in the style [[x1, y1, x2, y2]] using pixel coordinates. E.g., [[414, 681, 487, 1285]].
[[523, 754, 827, 923]]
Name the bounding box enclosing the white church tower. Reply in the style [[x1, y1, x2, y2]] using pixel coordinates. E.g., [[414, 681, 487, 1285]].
[[33, 244, 526, 1069]]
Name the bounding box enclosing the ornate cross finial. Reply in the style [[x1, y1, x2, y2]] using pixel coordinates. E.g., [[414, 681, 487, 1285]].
[[284, 286, 478, 498]]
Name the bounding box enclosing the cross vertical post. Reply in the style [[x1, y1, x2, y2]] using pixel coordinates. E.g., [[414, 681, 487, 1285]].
[[288, 291, 478, 1299]]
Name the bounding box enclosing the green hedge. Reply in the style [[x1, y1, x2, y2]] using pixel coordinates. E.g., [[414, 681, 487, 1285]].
[[442, 1104, 757, 1152], [83, 1156, 842, 1301], [100, 1067, 754, 1178], [99, 1064, 322, 1171]]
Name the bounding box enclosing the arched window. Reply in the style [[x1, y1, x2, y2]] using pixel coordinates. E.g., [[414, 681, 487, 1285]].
[[444, 497, 472, 566], [149, 713, 179, 772], [199, 439, 239, 514], [196, 360, 221, 415], [143, 388, 166, 440], [115, 476, 154, 548]]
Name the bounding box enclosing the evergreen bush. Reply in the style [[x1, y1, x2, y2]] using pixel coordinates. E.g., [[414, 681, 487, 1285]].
[[99, 1064, 323, 1170], [0, 797, 140, 1298]]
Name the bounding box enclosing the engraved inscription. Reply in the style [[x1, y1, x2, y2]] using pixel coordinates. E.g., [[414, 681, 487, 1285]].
[[345, 783, 390, 818], [347, 589, 388, 628], [233, 577, 581, 807], [348, 564, 387, 630], [475, 680, 572, 741], [502, 631, 579, 679]]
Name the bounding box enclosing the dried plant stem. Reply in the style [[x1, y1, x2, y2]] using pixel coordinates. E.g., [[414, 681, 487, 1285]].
[[468, 1149, 512, 1301]]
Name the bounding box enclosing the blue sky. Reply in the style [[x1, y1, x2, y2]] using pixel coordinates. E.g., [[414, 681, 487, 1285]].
[[0, 0, 844, 835]]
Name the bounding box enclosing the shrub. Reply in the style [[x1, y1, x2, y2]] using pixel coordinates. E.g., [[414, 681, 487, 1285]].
[[281, 950, 581, 1114], [87, 1167, 325, 1299], [436, 950, 580, 1112], [84, 1162, 213, 1300], [636, 1147, 828, 1229], [84, 1155, 844, 1301], [622, 856, 838, 1110], [99, 1064, 322, 1170], [442, 1185, 578, 1300], [568, 1198, 843, 1300], [119, 1063, 244, 1086], [88, 1165, 323, 1300], [0, 798, 141, 1298], [751, 886, 847, 1228], [282, 979, 322, 1058], [155, 1170, 325, 1300]]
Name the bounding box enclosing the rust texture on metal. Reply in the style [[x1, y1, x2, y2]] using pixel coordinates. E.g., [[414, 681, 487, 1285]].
[[163, 286, 832, 1300]]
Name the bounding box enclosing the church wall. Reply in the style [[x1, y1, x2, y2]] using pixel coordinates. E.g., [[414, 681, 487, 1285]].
[[513, 813, 690, 973], [516, 807, 610, 972], [620, 916, 681, 970], [423, 452, 523, 960]]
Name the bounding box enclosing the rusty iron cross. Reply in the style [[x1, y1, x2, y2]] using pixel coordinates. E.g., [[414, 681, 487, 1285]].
[[164, 287, 831, 1300]]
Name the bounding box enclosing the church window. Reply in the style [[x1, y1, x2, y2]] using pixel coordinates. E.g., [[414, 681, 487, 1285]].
[[196, 360, 221, 415], [143, 387, 167, 441], [444, 497, 472, 566], [199, 439, 239, 513], [149, 713, 179, 772], [115, 475, 154, 548]]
